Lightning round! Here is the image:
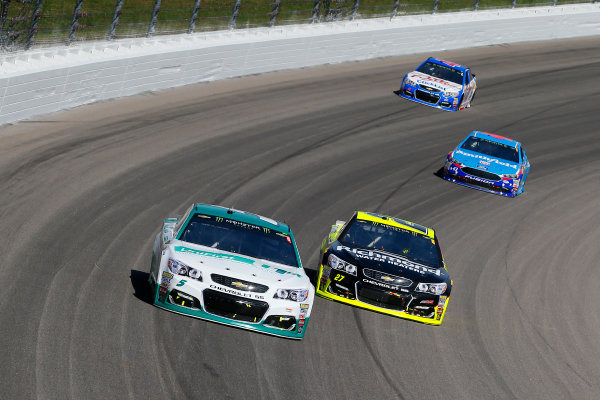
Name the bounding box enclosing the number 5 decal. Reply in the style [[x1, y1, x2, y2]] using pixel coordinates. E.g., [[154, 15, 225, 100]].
[[176, 279, 187, 287]]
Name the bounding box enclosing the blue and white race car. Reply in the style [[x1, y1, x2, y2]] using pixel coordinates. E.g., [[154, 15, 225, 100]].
[[442, 131, 530, 197], [395, 57, 477, 111], [148, 204, 314, 339]]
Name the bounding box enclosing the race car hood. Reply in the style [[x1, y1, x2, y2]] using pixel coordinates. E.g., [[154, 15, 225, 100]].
[[407, 71, 462, 92], [331, 243, 448, 283], [168, 242, 307, 286], [453, 148, 520, 176]]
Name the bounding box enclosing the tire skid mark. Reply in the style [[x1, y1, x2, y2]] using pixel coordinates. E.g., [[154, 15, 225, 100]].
[[352, 308, 408, 400], [501, 174, 598, 390], [213, 108, 413, 205]]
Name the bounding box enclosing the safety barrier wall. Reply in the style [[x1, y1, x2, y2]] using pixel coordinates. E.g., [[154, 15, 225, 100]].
[[0, 4, 599, 126]]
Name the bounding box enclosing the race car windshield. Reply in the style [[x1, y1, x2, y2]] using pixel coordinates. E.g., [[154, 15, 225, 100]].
[[460, 137, 519, 163], [416, 62, 463, 85], [179, 214, 299, 267], [339, 219, 443, 268]]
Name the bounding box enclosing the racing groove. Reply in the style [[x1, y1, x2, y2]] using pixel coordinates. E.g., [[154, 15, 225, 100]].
[[1, 36, 599, 399]]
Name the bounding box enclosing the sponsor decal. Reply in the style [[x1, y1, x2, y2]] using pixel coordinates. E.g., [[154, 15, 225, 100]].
[[410, 72, 459, 89], [363, 278, 400, 291], [298, 326, 303, 334], [421, 299, 435, 304], [159, 286, 168, 295], [174, 246, 301, 277], [415, 306, 430, 310], [455, 150, 518, 169], [438, 59, 462, 67], [338, 245, 441, 276], [175, 246, 254, 264], [320, 265, 332, 288], [438, 296, 448, 307], [300, 303, 309, 310], [479, 161, 490, 166], [335, 283, 349, 291], [161, 271, 174, 287], [286, 307, 293, 312], [209, 284, 264, 299]]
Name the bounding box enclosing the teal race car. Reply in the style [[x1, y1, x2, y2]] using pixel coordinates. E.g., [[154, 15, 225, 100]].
[[148, 204, 314, 339]]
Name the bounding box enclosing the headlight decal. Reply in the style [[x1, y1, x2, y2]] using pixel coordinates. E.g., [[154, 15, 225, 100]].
[[168, 258, 203, 282], [328, 254, 358, 276], [274, 288, 309, 302], [415, 282, 447, 295]]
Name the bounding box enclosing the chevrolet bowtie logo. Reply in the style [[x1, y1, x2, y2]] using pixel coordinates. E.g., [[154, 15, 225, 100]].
[[232, 281, 247, 289], [381, 276, 394, 282]]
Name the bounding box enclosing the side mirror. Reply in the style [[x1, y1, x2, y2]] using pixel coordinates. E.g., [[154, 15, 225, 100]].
[[162, 218, 178, 244]]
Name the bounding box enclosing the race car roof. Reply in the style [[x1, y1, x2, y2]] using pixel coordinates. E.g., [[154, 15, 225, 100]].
[[192, 204, 291, 232], [471, 131, 520, 148], [427, 57, 468, 72], [355, 211, 435, 238]]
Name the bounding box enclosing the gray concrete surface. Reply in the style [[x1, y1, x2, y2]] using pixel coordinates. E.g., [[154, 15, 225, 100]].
[[1, 36, 599, 399]]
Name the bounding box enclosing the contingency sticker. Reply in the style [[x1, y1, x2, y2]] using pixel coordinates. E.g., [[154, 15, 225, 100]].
[[320, 265, 332, 288]]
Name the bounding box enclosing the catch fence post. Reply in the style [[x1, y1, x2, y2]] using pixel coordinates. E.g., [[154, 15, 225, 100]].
[[229, 0, 242, 29], [108, 0, 124, 40], [350, 0, 359, 20], [311, 0, 320, 23], [0, 0, 10, 48], [269, 0, 280, 27], [188, 0, 202, 33], [68, 0, 84, 45], [147, 0, 161, 37], [391, 0, 399, 19], [24, 0, 43, 50]]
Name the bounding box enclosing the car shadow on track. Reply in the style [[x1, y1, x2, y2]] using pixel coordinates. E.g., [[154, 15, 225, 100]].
[[303, 267, 319, 287], [130, 270, 154, 305], [433, 167, 445, 178]]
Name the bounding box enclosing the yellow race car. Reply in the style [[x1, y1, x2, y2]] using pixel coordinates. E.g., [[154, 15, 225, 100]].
[[316, 211, 452, 325]]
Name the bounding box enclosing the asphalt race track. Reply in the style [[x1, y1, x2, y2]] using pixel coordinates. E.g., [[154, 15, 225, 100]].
[[1, 36, 599, 400]]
